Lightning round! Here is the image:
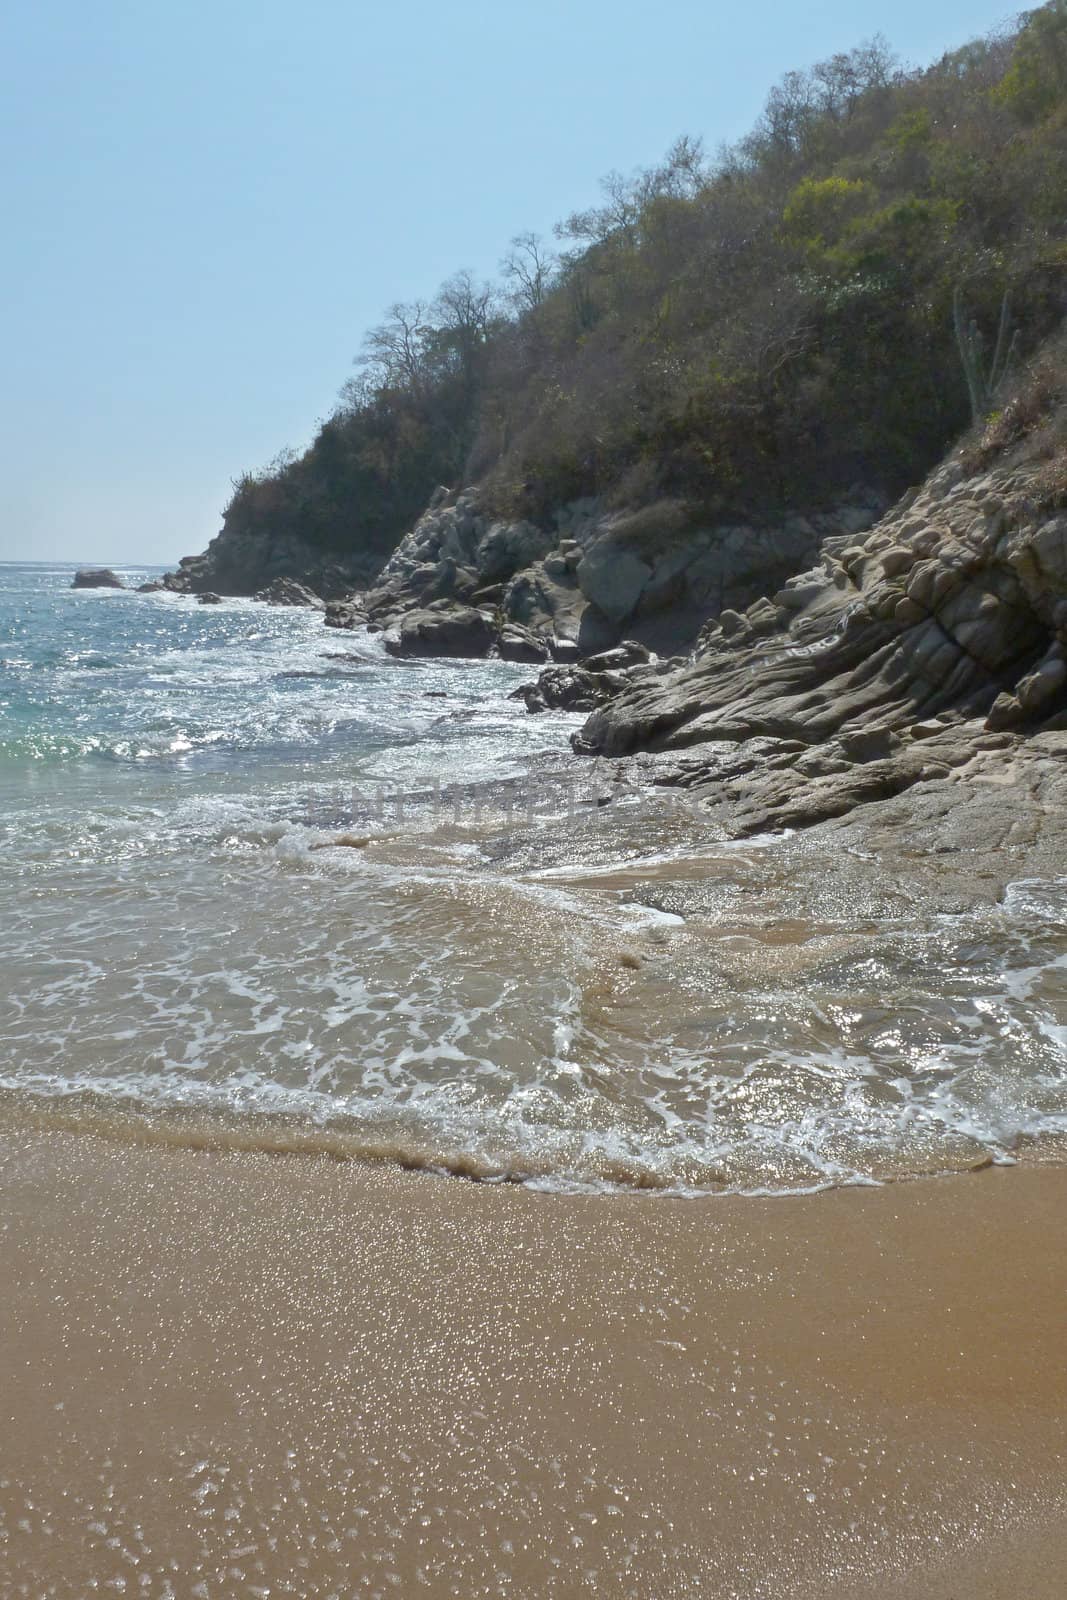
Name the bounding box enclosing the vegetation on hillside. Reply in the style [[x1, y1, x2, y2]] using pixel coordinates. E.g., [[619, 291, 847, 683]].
[[222, 3, 1067, 566]]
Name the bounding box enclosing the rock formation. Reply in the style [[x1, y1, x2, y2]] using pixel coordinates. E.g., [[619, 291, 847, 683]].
[[161, 529, 371, 600], [253, 577, 326, 609], [383, 604, 497, 660], [356, 485, 882, 661], [569, 445, 1067, 835], [72, 568, 124, 589], [512, 641, 673, 713]]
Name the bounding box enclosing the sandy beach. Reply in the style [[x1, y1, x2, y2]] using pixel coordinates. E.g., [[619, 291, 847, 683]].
[[1, 1121, 1064, 1598]]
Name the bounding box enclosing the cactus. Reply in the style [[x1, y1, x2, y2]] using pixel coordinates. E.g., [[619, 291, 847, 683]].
[[953, 287, 1020, 424]]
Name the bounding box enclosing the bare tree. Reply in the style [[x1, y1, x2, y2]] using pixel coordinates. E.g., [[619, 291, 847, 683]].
[[741, 38, 898, 166], [356, 300, 431, 393], [810, 36, 896, 121], [430, 270, 497, 385], [501, 232, 557, 312], [555, 135, 708, 246]]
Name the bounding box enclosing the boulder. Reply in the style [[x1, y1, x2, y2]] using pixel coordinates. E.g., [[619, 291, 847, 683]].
[[197, 592, 223, 605], [502, 564, 616, 657], [550, 638, 582, 663], [513, 666, 614, 715], [72, 568, 124, 589], [498, 624, 551, 664], [576, 543, 653, 625], [324, 598, 368, 631], [384, 606, 497, 660]]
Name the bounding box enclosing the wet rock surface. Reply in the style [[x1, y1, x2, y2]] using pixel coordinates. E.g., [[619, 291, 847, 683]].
[[477, 726, 1067, 928]]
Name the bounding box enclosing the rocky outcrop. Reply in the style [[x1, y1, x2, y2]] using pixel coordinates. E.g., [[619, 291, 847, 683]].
[[513, 641, 669, 713], [571, 452, 1067, 832], [360, 484, 883, 662], [156, 461, 880, 660], [512, 667, 612, 714], [562, 496, 881, 649], [254, 577, 325, 609], [72, 568, 124, 589], [162, 528, 372, 600]]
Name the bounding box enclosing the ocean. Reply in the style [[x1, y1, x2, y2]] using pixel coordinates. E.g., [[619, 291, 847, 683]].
[[2, 559, 1067, 1192]]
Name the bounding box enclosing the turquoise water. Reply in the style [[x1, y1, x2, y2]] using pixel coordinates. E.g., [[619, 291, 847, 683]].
[[2, 562, 1067, 1191]]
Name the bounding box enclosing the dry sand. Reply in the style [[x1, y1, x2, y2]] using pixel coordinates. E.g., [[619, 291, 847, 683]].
[[0, 1123, 1064, 1598]]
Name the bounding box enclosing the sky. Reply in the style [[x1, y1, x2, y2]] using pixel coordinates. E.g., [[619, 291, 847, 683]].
[[0, 0, 1018, 566]]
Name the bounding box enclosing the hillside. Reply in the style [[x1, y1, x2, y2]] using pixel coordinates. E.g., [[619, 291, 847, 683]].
[[167, 4, 1067, 638]]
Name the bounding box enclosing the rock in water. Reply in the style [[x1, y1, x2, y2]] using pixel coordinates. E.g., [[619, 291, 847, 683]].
[[384, 606, 497, 659], [253, 577, 326, 609], [324, 597, 369, 631], [498, 623, 552, 663], [72, 568, 124, 589], [513, 666, 611, 714]]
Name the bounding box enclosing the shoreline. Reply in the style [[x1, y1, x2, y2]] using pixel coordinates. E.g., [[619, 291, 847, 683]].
[[2, 1125, 1064, 1597], [5, 1091, 1065, 1195]]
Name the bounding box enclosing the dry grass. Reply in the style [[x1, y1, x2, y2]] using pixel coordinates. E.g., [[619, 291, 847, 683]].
[[601, 497, 697, 557], [958, 326, 1067, 496]]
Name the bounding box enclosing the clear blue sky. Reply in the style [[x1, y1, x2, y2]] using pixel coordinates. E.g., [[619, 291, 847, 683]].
[[0, 0, 1015, 565]]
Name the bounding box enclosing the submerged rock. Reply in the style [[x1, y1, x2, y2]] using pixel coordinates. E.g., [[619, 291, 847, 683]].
[[72, 568, 124, 590]]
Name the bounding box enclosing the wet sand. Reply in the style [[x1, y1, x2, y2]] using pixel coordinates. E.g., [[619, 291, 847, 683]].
[[0, 1128, 1064, 1599]]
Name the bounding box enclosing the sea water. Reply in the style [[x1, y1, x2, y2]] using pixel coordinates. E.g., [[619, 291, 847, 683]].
[[2, 561, 1066, 1191]]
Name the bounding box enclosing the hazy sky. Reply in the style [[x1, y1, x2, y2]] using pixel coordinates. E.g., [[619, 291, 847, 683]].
[[0, 0, 1015, 565]]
